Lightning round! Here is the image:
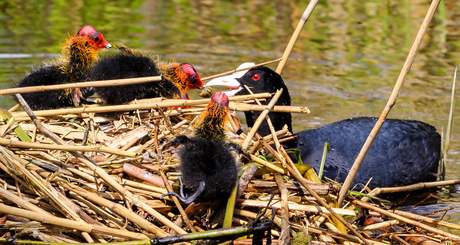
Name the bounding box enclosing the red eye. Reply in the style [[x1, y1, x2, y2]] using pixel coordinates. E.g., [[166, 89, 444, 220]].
[[252, 74, 260, 80]]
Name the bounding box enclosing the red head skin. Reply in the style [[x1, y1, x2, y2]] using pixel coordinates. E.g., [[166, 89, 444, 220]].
[[210, 92, 229, 108], [180, 63, 204, 91], [77, 25, 111, 50]]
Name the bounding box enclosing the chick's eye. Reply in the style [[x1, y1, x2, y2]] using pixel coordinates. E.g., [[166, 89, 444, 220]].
[[252, 74, 260, 81], [93, 36, 100, 42]]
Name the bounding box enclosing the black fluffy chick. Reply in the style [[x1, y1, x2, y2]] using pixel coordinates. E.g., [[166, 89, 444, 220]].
[[15, 25, 111, 110], [161, 92, 242, 204], [90, 46, 203, 104]]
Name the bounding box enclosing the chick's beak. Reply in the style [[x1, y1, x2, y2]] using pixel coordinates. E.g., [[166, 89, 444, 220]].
[[192, 73, 204, 88], [73, 88, 82, 106]]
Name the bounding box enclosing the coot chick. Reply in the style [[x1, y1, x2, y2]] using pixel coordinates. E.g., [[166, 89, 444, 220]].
[[161, 92, 241, 204], [205, 65, 441, 189], [15, 25, 111, 110], [90, 46, 203, 104]]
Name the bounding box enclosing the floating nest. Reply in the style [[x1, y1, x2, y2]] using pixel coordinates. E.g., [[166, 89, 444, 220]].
[[0, 91, 457, 245]]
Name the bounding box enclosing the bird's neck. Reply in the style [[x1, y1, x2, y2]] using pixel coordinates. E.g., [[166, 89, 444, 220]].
[[160, 63, 189, 96], [61, 35, 99, 75], [194, 104, 228, 140]]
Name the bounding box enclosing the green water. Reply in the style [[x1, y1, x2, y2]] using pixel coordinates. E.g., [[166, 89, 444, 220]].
[[1, 0, 460, 224]]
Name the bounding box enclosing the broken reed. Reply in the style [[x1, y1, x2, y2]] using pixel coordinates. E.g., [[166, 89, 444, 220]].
[[7, 94, 309, 120]]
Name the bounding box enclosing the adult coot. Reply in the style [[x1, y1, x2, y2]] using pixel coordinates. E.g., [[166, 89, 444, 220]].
[[205, 65, 441, 189]]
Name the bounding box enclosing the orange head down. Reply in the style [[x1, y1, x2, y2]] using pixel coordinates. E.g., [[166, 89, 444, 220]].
[[160, 63, 204, 96], [60, 25, 111, 106], [194, 92, 229, 139], [60, 25, 111, 70]]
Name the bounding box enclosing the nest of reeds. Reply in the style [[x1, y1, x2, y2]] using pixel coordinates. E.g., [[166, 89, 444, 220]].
[[0, 88, 458, 245]]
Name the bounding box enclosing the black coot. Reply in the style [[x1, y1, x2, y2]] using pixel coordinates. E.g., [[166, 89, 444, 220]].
[[205, 65, 441, 189]]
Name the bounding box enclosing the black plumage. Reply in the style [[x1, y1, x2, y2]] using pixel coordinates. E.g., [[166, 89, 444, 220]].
[[161, 92, 241, 204], [205, 66, 441, 189], [90, 47, 203, 104], [16, 66, 76, 110], [223, 66, 292, 136], [296, 117, 440, 188], [15, 25, 111, 110]]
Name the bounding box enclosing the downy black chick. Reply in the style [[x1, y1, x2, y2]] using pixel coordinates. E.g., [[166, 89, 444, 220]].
[[90, 46, 203, 104], [15, 25, 111, 110], [161, 92, 242, 204]]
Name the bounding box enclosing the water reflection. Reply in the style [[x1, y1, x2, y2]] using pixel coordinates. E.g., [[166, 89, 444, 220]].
[[1, 0, 459, 221]]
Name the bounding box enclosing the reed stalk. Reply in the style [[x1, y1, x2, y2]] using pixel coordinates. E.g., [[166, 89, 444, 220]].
[[276, 0, 320, 74], [338, 0, 442, 205], [275, 174, 291, 245], [10, 97, 308, 120], [361, 179, 460, 202], [0, 137, 135, 157], [441, 67, 457, 179], [1, 76, 161, 96], [353, 199, 460, 239], [393, 209, 460, 230], [250, 155, 288, 175], [0, 203, 149, 240], [59, 180, 170, 237]]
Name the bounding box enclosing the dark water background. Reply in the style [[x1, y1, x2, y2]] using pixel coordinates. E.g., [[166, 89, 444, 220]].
[[1, 0, 460, 229]]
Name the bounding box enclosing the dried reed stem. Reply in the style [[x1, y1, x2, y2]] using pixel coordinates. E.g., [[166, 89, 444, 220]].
[[353, 199, 460, 239], [276, 0, 319, 74], [338, 0, 442, 205], [0, 203, 149, 240], [10, 96, 309, 119], [0, 137, 135, 157], [60, 180, 170, 237], [236, 199, 355, 216], [364, 179, 460, 200], [1, 76, 162, 96], [275, 174, 291, 245], [305, 226, 386, 245], [2, 59, 284, 96], [360, 220, 399, 231], [393, 209, 460, 230], [250, 154, 287, 175], [0, 184, 50, 215]]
